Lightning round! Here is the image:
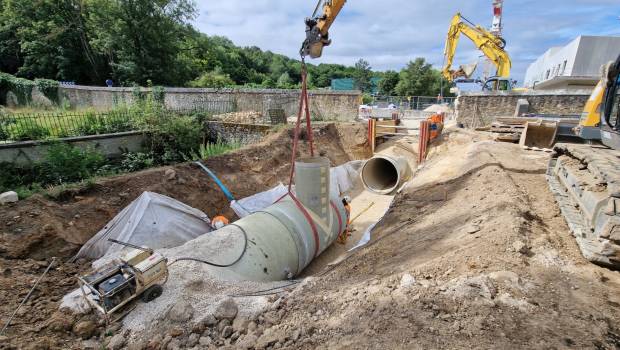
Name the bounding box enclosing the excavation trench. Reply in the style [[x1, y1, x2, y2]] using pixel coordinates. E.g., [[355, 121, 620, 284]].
[[0, 123, 372, 348]]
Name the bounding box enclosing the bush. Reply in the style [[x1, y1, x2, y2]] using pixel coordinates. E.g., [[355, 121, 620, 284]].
[[120, 152, 154, 172], [189, 70, 235, 88], [0, 74, 35, 105], [0, 161, 42, 194], [75, 112, 134, 136], [6, 121, 51, 141], [35, 79, 60, 103], [41, 143, 105, 185], [149, 115, 203, 163], [362, 93, 373, 105], [193, 138, 241, 160]]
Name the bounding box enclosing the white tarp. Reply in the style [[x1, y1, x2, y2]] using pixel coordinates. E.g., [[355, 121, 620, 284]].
[[230, 183, 290, 218], [231, 160, 363, 218], [74, 192, 212, 260], [330, 160, 363, 198]]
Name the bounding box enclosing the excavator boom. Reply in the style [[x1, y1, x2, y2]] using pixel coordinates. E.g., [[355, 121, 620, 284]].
[[442, 13, 511, 82], [301, 0, 346, 59]]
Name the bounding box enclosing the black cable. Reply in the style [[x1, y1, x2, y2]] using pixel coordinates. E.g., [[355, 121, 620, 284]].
[[168, 224, 248, 268], [230, 280, 301, 298]]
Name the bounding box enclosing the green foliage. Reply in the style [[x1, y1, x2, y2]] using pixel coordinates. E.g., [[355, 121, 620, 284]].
[[193, 139, 241, 160], [35, 79, 59, 103], [276, 73, 293, 89], [149, 115, 203, 163], [0, 143, 105, 194], [189, 70, 235, 88], [361, 93, 373, 105], [41, 143, 105, 185], [353, 59, 373, 93], [395, 58, 442, 97], [152, 86, 165, 105], [120, 152, 154, 172], [76, 112, 133, 135], [377, 70, 400, 96], [0, 74, 35, 105], [6, 120, 50, 141]]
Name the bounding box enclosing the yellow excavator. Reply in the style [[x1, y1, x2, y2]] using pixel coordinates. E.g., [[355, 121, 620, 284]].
[[547, 54, 620, 268], [301, 0, 346, 59], [442, 13, 514, 91]]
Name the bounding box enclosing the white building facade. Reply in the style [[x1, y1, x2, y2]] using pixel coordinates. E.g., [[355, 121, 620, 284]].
[[524, 36, 620, 90]]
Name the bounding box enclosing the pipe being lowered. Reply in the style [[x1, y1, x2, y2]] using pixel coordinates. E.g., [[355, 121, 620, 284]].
[[187, 157, 347, 282], [361, 155, 411, 194]]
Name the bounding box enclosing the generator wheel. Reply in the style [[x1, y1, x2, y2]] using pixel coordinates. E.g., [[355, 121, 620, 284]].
[[141, 284, 163, 303]]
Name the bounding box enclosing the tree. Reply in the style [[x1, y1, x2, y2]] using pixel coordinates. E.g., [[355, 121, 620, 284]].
[[378, 70, 399, 96], [87, 0, 197, 85], [395, 58, 442, 97], [353, 59, 373, 93], [189, 69, 235, 88], [276, 72, 292, 89]]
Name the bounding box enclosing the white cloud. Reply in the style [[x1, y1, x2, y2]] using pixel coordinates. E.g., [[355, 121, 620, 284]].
[[192, 0, 620, 84]]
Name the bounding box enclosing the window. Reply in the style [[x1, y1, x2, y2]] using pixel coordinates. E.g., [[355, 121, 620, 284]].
[[561, 60, 567, 75]]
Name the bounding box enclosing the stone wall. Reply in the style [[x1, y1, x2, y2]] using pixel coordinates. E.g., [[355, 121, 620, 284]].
[[204, 121, 272, 146], [58, 86, 361, 121], [456, 89, 592, 127]]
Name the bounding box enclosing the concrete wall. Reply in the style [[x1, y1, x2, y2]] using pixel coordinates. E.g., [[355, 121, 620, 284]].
[[456, 90, 591, 128], [58, 86, 361, 121], [0, 131, 146, 165]]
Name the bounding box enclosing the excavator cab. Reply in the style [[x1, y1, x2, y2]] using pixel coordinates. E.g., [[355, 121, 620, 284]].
[[481, 77, 512, 91]]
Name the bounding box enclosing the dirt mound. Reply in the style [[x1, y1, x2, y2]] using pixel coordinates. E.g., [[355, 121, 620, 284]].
[[0, 122, 369, 349]]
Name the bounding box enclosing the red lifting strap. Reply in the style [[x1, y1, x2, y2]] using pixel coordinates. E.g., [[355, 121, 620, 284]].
[[287, 63, 315, 193], [275, 192, 321, 258], [330, 201, 343, 235]]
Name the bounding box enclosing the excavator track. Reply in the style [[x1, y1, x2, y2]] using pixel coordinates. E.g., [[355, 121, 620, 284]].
[[547, 143, 620, 268]]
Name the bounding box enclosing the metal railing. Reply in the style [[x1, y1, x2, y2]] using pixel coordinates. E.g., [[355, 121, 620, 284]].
[[0, 101, 236, 143], [371, 96, 457, 110]]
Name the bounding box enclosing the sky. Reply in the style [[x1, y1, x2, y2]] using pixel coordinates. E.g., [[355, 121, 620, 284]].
[[192, 1, 620, 86]]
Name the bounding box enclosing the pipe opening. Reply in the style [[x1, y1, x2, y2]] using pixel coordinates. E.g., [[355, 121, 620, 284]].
[[361, 158, 399, 193]]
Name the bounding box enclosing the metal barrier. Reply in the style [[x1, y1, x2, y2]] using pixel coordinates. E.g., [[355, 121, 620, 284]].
[[367, 113, 446, 164], [371, 96, 456, 110]]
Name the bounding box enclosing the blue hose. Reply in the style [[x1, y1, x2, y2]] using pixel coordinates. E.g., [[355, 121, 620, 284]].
[[195, 161, 235, 201]]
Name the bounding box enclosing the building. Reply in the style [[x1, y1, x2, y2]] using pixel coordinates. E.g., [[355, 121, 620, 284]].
[[524, 35, 620, 90]]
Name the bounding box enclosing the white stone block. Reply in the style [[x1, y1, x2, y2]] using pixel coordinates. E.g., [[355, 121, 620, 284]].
[[0, 191, 18, 204]]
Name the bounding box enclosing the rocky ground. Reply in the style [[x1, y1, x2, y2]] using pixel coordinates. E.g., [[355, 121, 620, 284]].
[[3, 126, 620, 349]]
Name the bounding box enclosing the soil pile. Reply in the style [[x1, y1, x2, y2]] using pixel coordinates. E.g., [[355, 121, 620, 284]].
[[259, 129, 620, 349]]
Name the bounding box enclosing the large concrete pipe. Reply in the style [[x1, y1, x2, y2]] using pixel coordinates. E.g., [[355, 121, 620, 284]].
[[184, 157, 347, 282], [360, 155, 411, 194]]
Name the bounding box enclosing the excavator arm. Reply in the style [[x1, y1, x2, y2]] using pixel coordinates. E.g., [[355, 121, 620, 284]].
[[301, 0, 347, 59], [442, 13, 511, 82]]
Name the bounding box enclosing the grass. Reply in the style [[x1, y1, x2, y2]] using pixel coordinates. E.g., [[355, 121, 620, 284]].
[[195, 139, 242, 160]]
